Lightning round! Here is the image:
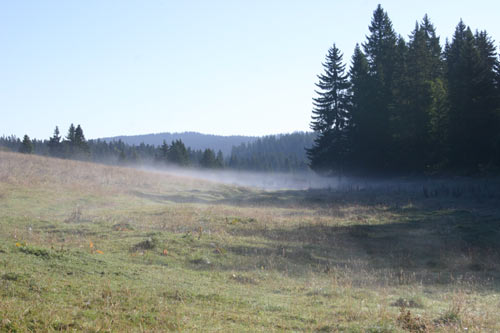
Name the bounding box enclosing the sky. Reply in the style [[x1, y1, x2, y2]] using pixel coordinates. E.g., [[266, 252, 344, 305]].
[[1, 1, 499, 140]]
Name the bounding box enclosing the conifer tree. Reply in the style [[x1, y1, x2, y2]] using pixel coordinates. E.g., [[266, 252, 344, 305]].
[[307, 44, 350, 173], [362, 4, 398, 172], [66, 124, 76, 143], [159, 140, 169, 163], [48, 126, 62, 157], [19, 135, 33, 154], [348, 44, 370, 168], [74, 125, 90, 158], [445, 21, 498, 171], [216, 150, 224, 168], [167, 140, 189, 166], [200, 148, 217, 168], [399, 16, 443, 171]]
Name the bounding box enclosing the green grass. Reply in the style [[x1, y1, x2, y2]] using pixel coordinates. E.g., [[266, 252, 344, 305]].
[[1, 151, 500, 332]]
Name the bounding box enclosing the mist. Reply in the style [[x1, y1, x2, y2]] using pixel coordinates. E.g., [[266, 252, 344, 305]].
[[138, 165, 340, 190]]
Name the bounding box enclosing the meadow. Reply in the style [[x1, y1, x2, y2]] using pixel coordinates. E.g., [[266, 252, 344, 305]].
[[0, 151, 499, 332]]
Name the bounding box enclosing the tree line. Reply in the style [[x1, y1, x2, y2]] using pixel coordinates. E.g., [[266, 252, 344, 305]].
[[1, 125, 314, 172], [228, 132, 315, 172], [1, 124, 224, 169], [308, 5, 500, 175]]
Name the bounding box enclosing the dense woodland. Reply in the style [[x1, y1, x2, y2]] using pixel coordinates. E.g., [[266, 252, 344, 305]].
[[308, 5, 500, 175], [228, 133, 315, 172], [0, 126, 313, 172]]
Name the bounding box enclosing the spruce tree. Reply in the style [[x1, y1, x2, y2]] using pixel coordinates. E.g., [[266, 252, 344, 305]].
[[348, 44, 370, 169], [445, 21, 498, 171], [400, 16, 444, 171], [48, 126, 62, 157], [307, 44, 350, 173], [200, 148, 217, 168], [74, 125, 90, 158], [216, 150, 224, 168], [159, 140, 169, 163], [19, 135, 33, 154], [167, 140, 189, 166], [66, 124, 76, 143], [362, 4, 398, 172], [64, 123, 76, 157]]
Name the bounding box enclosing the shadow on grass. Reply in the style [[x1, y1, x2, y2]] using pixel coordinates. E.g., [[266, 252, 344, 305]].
[[133, 182, 500, 287], [181, 208, 500, 289], [132, 178, 500, 210]]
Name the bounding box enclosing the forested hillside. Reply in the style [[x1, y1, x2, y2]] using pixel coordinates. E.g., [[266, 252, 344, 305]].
[[228, 132, 315, 172], [308, 5, 500, 175], [100, 132, 258, 156], [1, 127, 314, 172]]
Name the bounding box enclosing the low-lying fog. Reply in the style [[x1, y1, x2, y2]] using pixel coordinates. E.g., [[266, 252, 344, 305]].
[[139, 164, 499, 193], [141, 166, 336, 190]]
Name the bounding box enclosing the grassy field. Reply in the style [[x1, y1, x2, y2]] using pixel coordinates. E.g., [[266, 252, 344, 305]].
[[1, 151, 500, 332]]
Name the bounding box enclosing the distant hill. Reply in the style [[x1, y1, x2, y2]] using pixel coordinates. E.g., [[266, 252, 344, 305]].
[[100, 132, 258, 156]]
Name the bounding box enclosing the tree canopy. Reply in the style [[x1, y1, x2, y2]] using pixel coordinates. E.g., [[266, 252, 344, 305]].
[[308, 5, 500, 175]]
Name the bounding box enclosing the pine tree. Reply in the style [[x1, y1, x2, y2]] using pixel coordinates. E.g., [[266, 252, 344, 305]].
[[74, 125, 90, 158], [348, 44, 370, 169], [445, 21, 498, 171], [216, 150, 224, 168], [361, 4, 399, 172], [63, 123, 76, 157], [66, 124, 76, 143], [398, 16, 444, 172], [167, 140, 189, 166], [48, 126, 62, 157], [19, 135, 33, 154], [200, 149, 217, 168], [307, 44, 350, 173], [159, 140, 169, 163], [472, 30, 500, 167]]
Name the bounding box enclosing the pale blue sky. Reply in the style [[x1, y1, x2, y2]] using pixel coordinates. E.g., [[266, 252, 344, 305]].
[[1, 1, 499, 140]]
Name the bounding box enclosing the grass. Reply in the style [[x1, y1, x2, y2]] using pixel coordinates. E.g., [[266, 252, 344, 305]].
[[1, 151, 500, 332]]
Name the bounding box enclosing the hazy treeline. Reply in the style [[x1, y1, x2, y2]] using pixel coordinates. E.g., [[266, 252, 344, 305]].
[[101, 131, 257, 156], [228, 132, 315, 172], [308, 5, 500, 175], [1, 125, 313, 172]]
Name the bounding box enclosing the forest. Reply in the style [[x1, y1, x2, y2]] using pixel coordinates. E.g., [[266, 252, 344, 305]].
[[0, 126, 314, 172], [308, 5, 500, 176]]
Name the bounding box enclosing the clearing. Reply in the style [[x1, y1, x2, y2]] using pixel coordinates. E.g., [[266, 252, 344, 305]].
[[1, 151, 499, 332]]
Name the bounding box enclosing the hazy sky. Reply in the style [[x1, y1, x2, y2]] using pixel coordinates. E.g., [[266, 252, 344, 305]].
[[1, 1, 499, 140]]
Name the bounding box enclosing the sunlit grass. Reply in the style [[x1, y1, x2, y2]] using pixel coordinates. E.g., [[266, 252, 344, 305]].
[[1, 151, 499, 331]]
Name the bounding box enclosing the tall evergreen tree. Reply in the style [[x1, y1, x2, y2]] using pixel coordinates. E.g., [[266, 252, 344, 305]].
[[66, 124, 76, 143], [307, 44, 350, 173], [200, 148, 217, 168], [19, 135, 33, 154], [398, 16, 444, 171], [445, 21, 499, 171], [74, 125, 90, 158], [48, 126, 62, 157], [361, 4, 399, 172], [348, 44, 370, 169], [167, 140, 189, 166], [216, 150, 224, 168], [159, 140, 169, 163]]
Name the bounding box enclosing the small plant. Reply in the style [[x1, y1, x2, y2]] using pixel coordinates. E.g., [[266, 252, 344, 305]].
[[391, 297, 424, 309], [397, 307, 428, 332], [65, 206, 82, 223], [131, 237, 159, 252], [2, 272, 22, 281], [435, 302, 462, 326]]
